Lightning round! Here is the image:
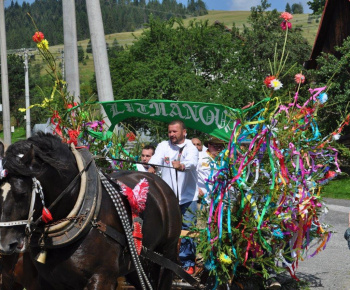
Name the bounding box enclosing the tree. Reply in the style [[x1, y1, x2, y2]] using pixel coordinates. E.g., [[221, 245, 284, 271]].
[[100, 1, 310, 135], [291, 3, 304, 14], [309, 37, 350, 134], [77, 45, 85, 62], [86, 39, 92, 53], [0, 54, 26, 127], [285, 3, 292, 13], [307, 0, 326, 15]]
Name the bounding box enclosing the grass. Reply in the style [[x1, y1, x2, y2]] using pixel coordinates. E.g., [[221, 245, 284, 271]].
[[322, 177, 350, 199], [101, 11, 320, 47], [0, 127, 26, 144]]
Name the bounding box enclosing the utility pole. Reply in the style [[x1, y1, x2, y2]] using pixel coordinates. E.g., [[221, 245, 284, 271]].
[[62, 0, 80, 102], [24, 50, 31, 138], [61, 49, 65, 81], [86, 0, 114, 127], [0, 0, 11, 145]]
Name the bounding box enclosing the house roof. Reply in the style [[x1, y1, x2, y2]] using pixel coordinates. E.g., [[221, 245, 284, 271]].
[[304, 0, 350, 69]]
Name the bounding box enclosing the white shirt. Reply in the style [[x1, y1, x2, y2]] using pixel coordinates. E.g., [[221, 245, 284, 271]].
[[197, 150, 217, 204], [149, 139, 198, 204]]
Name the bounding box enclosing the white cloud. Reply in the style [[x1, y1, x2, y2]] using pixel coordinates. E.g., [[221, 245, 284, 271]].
[[229, 0, 261, 11]]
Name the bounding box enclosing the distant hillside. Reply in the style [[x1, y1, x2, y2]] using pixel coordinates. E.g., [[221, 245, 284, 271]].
[[4, 0, 208, 49], [28, 10, 320, 85], [100, 10, 320, 48]]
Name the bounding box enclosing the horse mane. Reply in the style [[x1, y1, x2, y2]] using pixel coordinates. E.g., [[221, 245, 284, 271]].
[[5, 132, 73, 177]]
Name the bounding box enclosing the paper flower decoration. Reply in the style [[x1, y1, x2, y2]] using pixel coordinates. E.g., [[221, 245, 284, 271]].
[[32, 31, 44, 43], [219, 253, 232, 265], [281, 21, 292, 31], [294, 73, 305, 84], [280, 12, 293, 21], [264, 75, 276, 87], [318, 92, 328, 104], [270, 79, 283, 90]]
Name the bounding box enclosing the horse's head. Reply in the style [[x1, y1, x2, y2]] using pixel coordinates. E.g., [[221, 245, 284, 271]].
[[0, 133, 82, 255], [0, 142, 33, 254]]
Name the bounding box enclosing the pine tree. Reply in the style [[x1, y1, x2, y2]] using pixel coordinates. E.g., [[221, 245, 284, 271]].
[[285, 3, 292, 13]]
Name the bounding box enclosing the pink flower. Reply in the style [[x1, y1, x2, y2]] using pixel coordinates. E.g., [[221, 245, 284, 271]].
[[280, 21, 292, 30], [294, 73, 305, 84], [280, 12, 293, 21]]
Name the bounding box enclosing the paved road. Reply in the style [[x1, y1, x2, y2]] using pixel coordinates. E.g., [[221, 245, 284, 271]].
[[295, 198, 350, 289]]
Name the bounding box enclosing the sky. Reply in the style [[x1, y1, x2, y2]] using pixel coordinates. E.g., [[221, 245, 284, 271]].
[[4, 0, 312, 13], [178, 0, 312, 13]]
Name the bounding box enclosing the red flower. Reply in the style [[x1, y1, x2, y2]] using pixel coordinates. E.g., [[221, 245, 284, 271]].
[[66, 104, 73, 109], [264, 75, 275, 87], [126, 132, 136, 142], [67, 129, 80, 146], [280, 21, 292, 31], [325, 171, 336, 179], [32, 31, 44, 43]]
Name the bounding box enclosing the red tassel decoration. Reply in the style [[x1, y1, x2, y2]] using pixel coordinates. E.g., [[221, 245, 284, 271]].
[[42, 207, 53, 223]]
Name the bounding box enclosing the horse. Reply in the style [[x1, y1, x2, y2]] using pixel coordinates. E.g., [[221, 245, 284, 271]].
[[0, 133, 182, 289], [0, 253, 38, 290]]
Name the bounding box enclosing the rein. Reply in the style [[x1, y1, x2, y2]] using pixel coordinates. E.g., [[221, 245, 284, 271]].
[[94, 156, 177, 170]]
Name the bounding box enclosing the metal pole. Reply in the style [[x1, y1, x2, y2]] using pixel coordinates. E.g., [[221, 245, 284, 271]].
[[61, 49, 65, 81], [62, 0, 80, 103], [24, 50, 31, 138], [0, 0, 11, 145], [85, 0, 114, 127]]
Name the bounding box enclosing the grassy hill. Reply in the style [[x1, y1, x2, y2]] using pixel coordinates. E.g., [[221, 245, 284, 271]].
[[98, 11, 320, 48], [33, 11, 320, 85]]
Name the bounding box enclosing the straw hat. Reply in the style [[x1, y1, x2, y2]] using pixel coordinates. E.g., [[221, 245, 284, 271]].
[[204, 136, 225, 147]]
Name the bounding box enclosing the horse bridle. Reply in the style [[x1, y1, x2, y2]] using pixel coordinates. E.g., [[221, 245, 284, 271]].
[[0, 157, 92, 234], [0, 176, 39, 233]]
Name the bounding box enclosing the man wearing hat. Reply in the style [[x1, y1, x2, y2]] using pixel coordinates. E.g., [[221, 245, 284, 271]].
[[197, 136, 226, 203]]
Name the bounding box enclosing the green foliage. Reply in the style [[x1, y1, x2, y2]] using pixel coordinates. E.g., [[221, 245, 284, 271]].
[[86, 39, 92, 54], [307, 0, 326, 15], [322, 177, 350, 199], [0, 54, 26, 127], [103, 3, 310, 136], [187, 0, 208, 16], [285, 3, 292, 13], [291, 3, 304, 14], [77, 45, 85, 62], [308, 37, 350, 134]]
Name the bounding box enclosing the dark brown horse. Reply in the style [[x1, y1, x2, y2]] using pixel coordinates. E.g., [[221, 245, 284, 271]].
[[1, 253, 38, 290], [0, 133, 182, 289]]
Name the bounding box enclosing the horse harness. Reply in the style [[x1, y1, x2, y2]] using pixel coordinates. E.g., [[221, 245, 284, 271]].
[[0, 145, 202, 289]]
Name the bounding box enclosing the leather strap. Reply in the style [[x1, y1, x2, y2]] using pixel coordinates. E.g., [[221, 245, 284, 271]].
[[94, 221, 127, 247], [141, 247, 201, 289], [94, 220, 201, 289]]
